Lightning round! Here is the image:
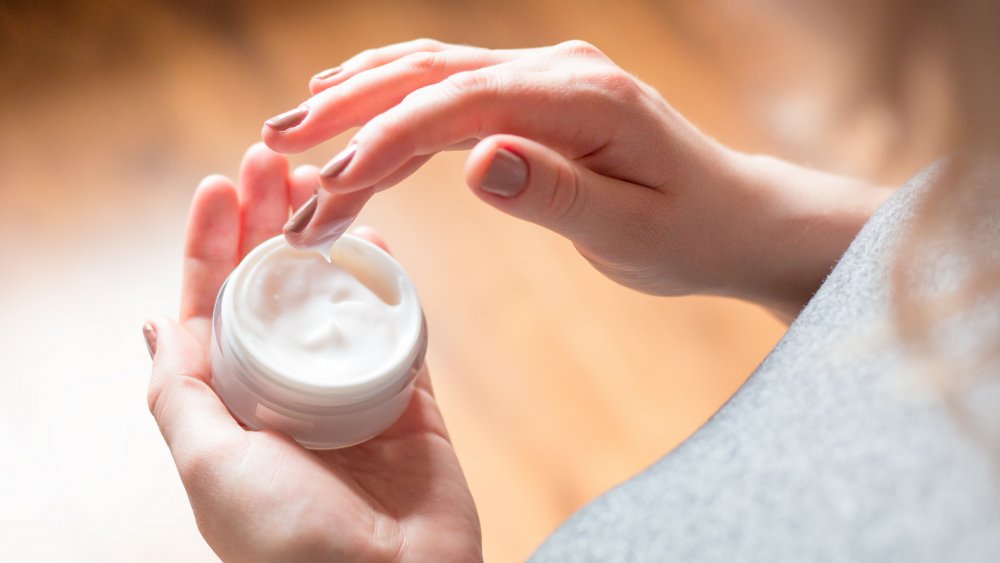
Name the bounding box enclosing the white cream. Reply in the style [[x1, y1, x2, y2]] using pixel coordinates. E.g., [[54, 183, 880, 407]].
[[233, 242, 416, 386], [210, 234, 427, 449]]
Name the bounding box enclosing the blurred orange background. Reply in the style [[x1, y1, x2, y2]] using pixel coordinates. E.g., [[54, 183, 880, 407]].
[[0, 1, 937, 561]]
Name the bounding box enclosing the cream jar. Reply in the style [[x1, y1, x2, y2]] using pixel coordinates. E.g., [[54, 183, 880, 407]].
[[210, 233, 427, 449]]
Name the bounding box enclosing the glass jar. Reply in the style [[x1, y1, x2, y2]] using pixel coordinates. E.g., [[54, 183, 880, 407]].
[[210, 233, 427, 449]]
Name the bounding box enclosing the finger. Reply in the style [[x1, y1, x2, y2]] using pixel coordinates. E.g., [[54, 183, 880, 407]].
[[285, 154, 430, 249], [308, 38, 454, 95], [312, 69, 610, 194], [464, 134, 661, 252], [370, 154, 433, 191], [145, 317, 244, 479], [283, 186, 374, 251], [181, 174, 240, 323], [349, 225, 391, 254], [288, 164, 320, 211], [238, 143, 290, 255], [307, 40, 536, 96], [265, 49, 516, 153]]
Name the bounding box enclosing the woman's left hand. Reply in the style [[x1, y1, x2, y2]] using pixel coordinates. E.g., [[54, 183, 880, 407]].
[[144, 143, 482, 562]]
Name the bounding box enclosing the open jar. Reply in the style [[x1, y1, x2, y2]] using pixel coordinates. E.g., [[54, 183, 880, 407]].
[[210, 233, 427, 449]]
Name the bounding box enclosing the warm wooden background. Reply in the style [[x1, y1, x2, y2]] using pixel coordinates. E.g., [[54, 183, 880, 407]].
[[0, 1, 936, 561]]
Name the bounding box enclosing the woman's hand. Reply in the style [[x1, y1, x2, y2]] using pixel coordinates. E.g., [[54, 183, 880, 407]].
[[143, 143, 482, 562], [262, 39, 890, 319]]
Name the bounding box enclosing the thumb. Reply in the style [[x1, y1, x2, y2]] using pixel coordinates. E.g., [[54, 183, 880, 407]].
[[465, 134, 658, 250], [144, 317, 242, 467]]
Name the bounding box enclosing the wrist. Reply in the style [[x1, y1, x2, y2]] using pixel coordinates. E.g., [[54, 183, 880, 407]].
[[713, 151, 892, 319]]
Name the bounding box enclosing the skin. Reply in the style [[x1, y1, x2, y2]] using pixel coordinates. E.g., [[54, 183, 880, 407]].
[[149, 39, 895, 560], [264, 38, 892, 320], [146, 143, 481, 562]]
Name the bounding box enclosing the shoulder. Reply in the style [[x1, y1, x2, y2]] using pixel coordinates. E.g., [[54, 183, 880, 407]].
[[531, 159, 1000, 563]]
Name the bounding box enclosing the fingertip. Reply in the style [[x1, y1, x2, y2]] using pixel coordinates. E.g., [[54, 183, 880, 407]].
[[185, 174, 240, 261], [245, 140, 280, 158], [146, 314, 174, 330], [196, 173, 235, 193], [142, 318, 159, 361], [308, 78, 330, 96], [280, 228, 310, 250], [238, 143, 289, 205], [309, 66, 344, 96], [466, 135, 527, 197], [350, 225, 391, 253], [144, 314, 166, 332], [285, 187, 373, 249], [144, 312, 176, 346], [465, 137, 503, 188], [241, 142, 289, 176], [290, 164, 321, 187], [260, 124, 283, 151], [242, 140, 273, 160], [144, 315, 178, 375], [261, 124, 312, 154], [192, 175, 239, 212]]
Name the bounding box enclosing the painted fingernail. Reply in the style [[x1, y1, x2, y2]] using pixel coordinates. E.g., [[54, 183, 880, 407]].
[[142, 323, 157, 359], [481, 148, 527, 197], [320, 145, 357, 180], [313, 66, 342, 80], [285, 193, 319, 235], [265, 106, 309, 131]]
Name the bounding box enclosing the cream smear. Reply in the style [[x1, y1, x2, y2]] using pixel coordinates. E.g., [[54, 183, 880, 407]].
[[229, 236, 422, 387]]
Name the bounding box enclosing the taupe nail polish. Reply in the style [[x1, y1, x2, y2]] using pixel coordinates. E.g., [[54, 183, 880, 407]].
[[285, 193, 319, 235], [142, 323, 157, 359], [320, 146, 357, 179], [265, 106, 309, 131], [313, 66, 342, 80], [480, 148, 528, 197]]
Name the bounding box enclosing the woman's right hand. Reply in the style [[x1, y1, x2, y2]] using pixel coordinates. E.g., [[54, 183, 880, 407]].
[[263, 39, 890, 317]]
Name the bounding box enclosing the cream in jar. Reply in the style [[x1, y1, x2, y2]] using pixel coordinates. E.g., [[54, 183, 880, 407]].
[[210, 233, 427, 449]]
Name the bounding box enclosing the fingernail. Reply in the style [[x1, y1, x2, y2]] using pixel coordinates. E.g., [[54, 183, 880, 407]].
[[313, 66, 342, 80], [265, 106, 309, 131], [142, 323, 157, 359], [481, 148, 527, 197], [285, 193, 319, 235], [320, 145, 357, 179]]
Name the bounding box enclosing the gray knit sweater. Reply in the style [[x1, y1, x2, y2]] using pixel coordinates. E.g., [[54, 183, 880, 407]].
[[531, 162, 1000, 562]]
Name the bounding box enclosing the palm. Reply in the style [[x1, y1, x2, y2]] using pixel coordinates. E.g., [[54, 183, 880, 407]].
[[151, 144, 480, 562]]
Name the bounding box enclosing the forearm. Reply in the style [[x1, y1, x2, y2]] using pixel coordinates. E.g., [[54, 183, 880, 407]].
[[714, 151, 893, 321]]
